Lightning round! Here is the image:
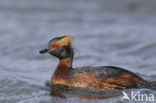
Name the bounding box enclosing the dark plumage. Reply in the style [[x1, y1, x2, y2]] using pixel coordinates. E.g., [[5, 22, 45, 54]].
[[69, 66, 133, 79]]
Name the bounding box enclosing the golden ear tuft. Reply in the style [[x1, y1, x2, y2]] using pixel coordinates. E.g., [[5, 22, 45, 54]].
[[59, 35, 74, 39], [56, 35, 74, 46]]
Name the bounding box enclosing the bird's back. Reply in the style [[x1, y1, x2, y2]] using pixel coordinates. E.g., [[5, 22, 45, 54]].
[[68, 66, 144, 89]]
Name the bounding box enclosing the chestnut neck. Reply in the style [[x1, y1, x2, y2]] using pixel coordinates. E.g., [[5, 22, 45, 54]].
[[58, 58, 73, 68], [52, 57, 73, 82]]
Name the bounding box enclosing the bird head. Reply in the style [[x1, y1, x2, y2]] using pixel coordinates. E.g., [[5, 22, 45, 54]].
[[39, 35, 74, 59]]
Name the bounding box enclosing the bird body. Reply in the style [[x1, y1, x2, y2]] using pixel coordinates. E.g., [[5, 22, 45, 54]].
[[39, 35, 145, 90]]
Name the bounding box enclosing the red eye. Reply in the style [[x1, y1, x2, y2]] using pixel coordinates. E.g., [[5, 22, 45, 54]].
[[48, 44, 60, 52], [55, 45, 59, 48]]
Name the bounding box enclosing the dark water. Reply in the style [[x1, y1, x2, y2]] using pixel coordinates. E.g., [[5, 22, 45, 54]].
[[0, 0, 156, 103]]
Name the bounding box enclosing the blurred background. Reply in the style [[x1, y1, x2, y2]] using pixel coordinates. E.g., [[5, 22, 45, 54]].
[[0, 0, 156, 103]]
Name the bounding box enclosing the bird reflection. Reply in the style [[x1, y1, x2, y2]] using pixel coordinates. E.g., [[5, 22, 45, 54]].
[[46, 81, 122, 100]]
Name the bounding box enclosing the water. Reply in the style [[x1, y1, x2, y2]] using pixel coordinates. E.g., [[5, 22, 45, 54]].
[[0, 0, 156, 103]]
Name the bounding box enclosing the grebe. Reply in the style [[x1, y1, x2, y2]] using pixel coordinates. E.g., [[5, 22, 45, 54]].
[[39, 35, 145, 90]]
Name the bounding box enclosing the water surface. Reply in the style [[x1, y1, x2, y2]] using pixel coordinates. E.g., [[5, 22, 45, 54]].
[[0, 0, 156, 103]]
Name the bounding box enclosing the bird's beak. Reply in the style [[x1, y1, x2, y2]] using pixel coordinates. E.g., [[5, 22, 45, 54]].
[[39, 48, 49, 54]]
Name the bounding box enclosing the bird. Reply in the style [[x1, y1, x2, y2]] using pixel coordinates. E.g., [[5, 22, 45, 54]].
[[39, 35, 145, 90]]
